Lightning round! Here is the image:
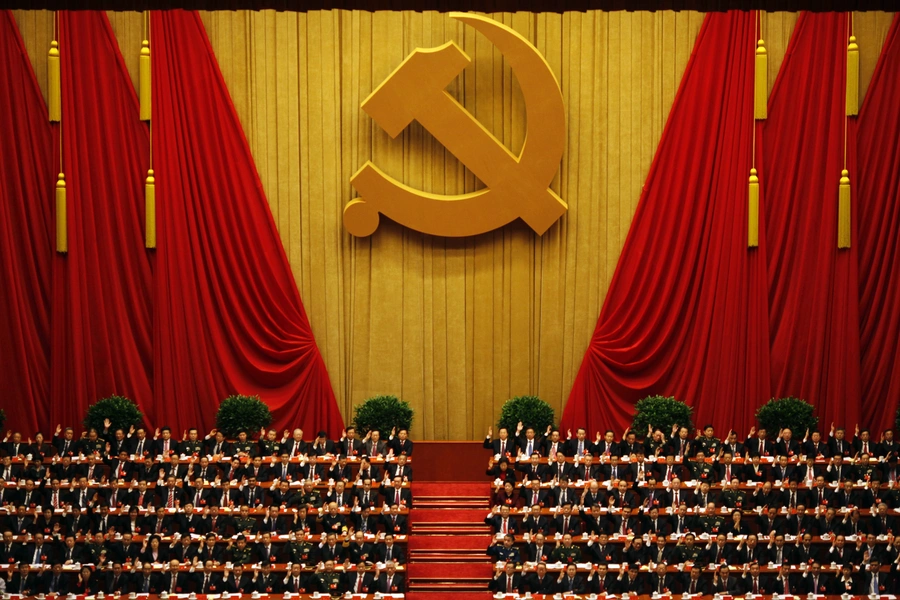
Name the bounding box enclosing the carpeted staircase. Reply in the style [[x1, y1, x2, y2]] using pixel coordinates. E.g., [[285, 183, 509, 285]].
[[406, 482, 495, 600]]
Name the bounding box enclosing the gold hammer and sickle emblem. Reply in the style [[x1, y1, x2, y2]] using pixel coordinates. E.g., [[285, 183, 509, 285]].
[[343, 12, 567, 237]]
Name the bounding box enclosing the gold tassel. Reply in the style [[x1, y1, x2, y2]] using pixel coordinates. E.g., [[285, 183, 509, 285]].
[[140, 39, 151, 121], [838, 169, 851, 248], [846, 35, 859, 116], [145, 169, 156, 249], [748, 168, 759, 248], [755, 39, 768, 120], [48, 40, 61, 122], [56, 173, 67, 253]]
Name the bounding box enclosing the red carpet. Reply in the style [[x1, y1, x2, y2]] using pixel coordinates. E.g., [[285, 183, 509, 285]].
[[408, 535, 491, 550], [408, 562, 494, 579], [412, 482, 490, 496], [407, 593, 492, 600], [411, 508, 488, 523]]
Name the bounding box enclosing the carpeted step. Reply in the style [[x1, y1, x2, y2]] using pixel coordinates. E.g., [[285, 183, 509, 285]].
[[411, 508, 489, 523], [408, 535, 492, 550], [406, 592, 493, 600], [408, 561, 494, 579], [416, 499, 490, 509], [412, 482, 491, 496], [409, 551, 491, 562], [412, 524, 493, 535], [408, 582, 492, 593]]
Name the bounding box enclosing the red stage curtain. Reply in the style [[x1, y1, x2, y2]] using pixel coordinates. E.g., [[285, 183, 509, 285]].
[[51, 11, 155, 429], [561, 11, 771, 436], [857, 15, 900, 434], [761, 12, 860, 430], [0, 11, 53, 433], [149, 10, 344, 436]]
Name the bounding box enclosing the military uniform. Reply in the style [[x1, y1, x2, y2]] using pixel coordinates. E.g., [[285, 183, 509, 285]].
[[233, 516, 258, 534], [550, 545, 582, 564], [688, 460, 714, 482], [230, 545, 254, 565], [81, 438, 106, 455], [259, 440, 283, 457], [697, 513, 727, 536], [286, 540, 316, 564], [316, 571, 342, 597], [296, 490, 324, 509], [180, 441, 204, 456], [488, 545, 521, 564], [674, 544, 704, 563], [233, 441, 255, 457], [695, 437, 721, 457], [721, 489, 748, 509]]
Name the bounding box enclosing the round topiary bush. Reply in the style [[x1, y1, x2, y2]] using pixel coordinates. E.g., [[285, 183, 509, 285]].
[[216, 395, 273, 438], [498, 396, 555, 435], [352, 395, 414, 436], [631, 395, 693, 435], [755, 397, 818, 438], [84, 395, 144, 434]]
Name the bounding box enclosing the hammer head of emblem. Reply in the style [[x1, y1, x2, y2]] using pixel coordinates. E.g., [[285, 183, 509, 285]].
[[361, 41, 470, 139]]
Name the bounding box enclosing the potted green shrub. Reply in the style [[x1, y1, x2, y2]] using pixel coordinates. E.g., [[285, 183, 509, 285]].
[[216, 395, 273, 438], [498, 396, 554, 434], [352, 395, 413, 436], [84, 395, 143, 433], [755, 397, 818, 437], [632, 395, 693, 435]]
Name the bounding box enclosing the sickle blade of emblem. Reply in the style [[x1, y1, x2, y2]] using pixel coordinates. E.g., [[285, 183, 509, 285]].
[[344, 13, 566, 238]]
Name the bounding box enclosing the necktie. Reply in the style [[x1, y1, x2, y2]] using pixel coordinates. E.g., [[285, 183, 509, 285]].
[[204, 575, 209, 592], [168, 489, 175, 507], [397, 466, 403, 479], [386, 577, 392, 591], [753, 578, 758, 594], [864, 442, 869, 454], [690, 581, 696, 594], [296, 577, 302, 592], [143, 578, 150, 593], [64, 440, 70, 454], [674, 491, 679, 506], [578, 441, 584, 455], [502, 518, 508, 534], [164, 440, 169, 453], [171, 574, 177, 592], [564, 517, 569, 532], [395, 490, 401, 504], [507, 576, 513, 593], [726, 466, 731, 480], [385, 547, 391, 561], [791, 492, 796, 507], [527, 441, 533, 455], [53, 491, 59, 508], [500, 441, 505, 455], [872, 575, 878, 594]]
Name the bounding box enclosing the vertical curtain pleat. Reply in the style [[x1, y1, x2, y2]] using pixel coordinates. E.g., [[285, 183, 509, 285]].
[[857, 14, 900, 434], [0, 11, 53, 433], [50, 11, 155, 429]]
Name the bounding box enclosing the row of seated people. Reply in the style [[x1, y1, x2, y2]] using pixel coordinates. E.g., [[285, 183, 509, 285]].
[[489, 475, 900, 511], [1, 473, 413, 513], [486, 528, 900, 567], [0, 558, 407, 596], [1, 498, 411, 538], [489, 449, 900, 486], [484, 422, 898, 461], [485, 499, 900, 539], [1, 426, 413, 462], [0, 528, 406, 568], [488, 559, 895, 595]]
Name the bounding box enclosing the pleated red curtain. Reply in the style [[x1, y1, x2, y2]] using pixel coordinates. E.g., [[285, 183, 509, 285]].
[[50, 11, 156, 429], [562, 10, 770, 435], [857, 15, 900, 434], [149, 10, 344, 436], [0, 11, 53, 432], [761, 12, 860, 429]]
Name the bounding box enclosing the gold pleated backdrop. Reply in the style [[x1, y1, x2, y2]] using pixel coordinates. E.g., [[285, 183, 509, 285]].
[[12, 10, 896, 439]]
